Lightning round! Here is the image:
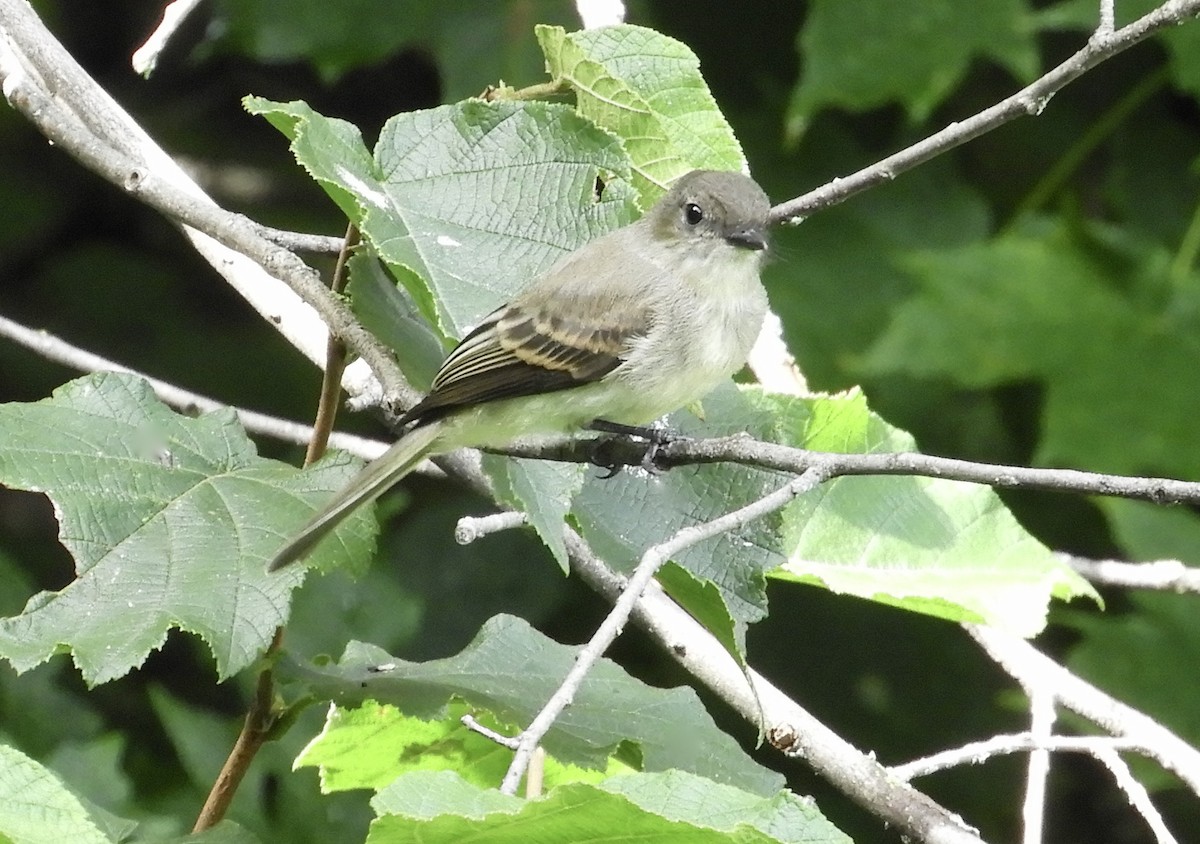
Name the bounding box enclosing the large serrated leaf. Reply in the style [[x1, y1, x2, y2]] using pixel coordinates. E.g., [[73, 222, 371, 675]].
[[370, 770, 522, 820], [246, 96, 639, 339], [0, 373, 373, 684], [537, 24, 746, 200], [283, 614, 783, 796]]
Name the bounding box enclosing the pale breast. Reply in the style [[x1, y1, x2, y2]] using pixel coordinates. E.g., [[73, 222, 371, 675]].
[[613, 253, 768, 419]]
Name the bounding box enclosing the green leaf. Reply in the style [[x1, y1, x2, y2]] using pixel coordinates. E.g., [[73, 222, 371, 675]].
[[364, 771, 847, 844], [149, 685, 241, 793], [244, 96, 375, 224], [284, 614, 783, 795], [296, 699, 616, 793], [787, 0, 1038, 138], [481, 456, 586, 572], [42, 735, 131, 829], [537, 24, 746, 200], [765, 146, 991, 390], [654, 563, 745, 669], [756, 389, 1096, 637], [0, 373, 373, 684], [860, 221, 1200, 478], [246, 96, 638, 339], [0, 743, 109, 844]]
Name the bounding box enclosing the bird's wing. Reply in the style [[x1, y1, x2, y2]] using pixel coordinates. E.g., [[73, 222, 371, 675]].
[[400, 292, 651, 425]]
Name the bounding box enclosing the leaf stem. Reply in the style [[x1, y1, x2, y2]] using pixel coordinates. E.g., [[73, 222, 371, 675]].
[[192, 628, 284, 832], [305, 223, 359, 465]]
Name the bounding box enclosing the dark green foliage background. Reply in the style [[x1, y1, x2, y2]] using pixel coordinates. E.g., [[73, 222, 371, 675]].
[[1, 1, 1198, 841]]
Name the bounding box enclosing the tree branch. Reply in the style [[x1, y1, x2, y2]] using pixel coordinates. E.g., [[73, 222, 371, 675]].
[[767, 0, 1200, 224], [501, 432, 1200, 506], [892, 733, 1145, 781], [131, 0, 203, 77], [1062, 555, 1200, 593], [1094, 745, 1179, 844], [968, 625, 1200, 794], [1021, 683, 1056, 844]]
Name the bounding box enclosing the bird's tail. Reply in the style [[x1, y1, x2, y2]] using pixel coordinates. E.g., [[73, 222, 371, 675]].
[[267, 419, 444, 572]]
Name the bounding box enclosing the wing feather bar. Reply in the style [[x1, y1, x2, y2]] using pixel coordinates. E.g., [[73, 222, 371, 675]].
[[400, 298, 649, 425]]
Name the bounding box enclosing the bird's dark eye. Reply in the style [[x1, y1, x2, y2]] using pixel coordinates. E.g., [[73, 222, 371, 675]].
[[684, 203, 704, 225]]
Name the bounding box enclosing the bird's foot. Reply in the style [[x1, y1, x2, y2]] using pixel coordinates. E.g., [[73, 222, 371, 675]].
[[586, 419, 674, 477]]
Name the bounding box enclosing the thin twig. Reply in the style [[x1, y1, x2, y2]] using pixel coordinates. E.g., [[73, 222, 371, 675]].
[[1098, 0, 1116, 37], [460, 714, 520, 749], [455, 511, 527, 545], [768, 0, 1200, 224], [525, 748, 545, 799], [1021, 687, 1056, 844], [967, 625, 1200, 794], [1094, 746, 1179, 844], [1063, 555, 1200, 593], [131, 0, 203, 76], [482, 79, 571, 101], [305, 224, 359, 465], [254, 224, 347, 254], [193, 628, 283, 831], [499, 469, 827, 795], [893, 733, 1145, 781]]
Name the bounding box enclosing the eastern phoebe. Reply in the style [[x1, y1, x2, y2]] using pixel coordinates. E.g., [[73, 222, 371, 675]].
[[268, 169, 772, 572]]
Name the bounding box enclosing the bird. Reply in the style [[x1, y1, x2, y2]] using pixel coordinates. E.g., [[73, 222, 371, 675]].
[[268, 168, 772, 572]]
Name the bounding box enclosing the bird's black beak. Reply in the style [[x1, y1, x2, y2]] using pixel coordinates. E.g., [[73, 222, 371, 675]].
[[725, 227, 768, 251]]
